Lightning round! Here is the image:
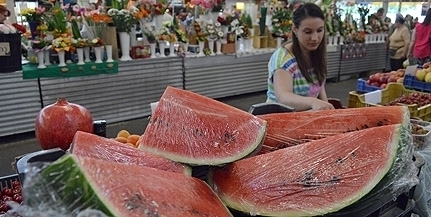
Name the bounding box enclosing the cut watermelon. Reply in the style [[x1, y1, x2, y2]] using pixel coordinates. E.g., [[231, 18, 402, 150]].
[[208, 124, 405, 216], [258, 106, 409, 153], [138, 86, 267, 165], [69, 131, 191, 175], [25, 154, 233, 217]]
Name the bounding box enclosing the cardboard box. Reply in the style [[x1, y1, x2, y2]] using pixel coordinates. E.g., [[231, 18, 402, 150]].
[[222, 43, 236, 54]]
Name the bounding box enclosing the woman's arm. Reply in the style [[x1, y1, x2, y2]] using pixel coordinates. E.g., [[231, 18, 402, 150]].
[[318, 85, 329, 101], [401, 28, 411, 58], [273, 69, 334, 111], [407, 29, 416, 58]]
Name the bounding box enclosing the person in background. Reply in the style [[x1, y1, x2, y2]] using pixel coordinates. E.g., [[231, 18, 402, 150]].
[[375, 8, 385, 23], [388, 14, 410, 71], [267, 3, 334, 111], [0, 5, 10, 24], [407, 9, 431, 65], [405, 14, 414, 31]]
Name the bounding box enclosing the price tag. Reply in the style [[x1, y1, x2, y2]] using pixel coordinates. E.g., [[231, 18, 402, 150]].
[[0, 42, 11, 56]]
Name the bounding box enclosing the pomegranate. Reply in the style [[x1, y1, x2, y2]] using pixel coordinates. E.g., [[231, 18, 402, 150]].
[[35, 98, 94, 150]]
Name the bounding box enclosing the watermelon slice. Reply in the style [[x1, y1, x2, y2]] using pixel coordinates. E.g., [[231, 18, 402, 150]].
[[69, 131, 191, 175], [258, 106, 409, 153], [25, 154, 233, 217], [138, 86, 267, 165], [208, 124, 405, 216]]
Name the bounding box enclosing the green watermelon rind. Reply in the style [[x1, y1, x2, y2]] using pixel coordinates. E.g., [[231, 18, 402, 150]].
[[29, 154, 116, 216], [141, 121, 267, 166], [209, 124, 402, 217]]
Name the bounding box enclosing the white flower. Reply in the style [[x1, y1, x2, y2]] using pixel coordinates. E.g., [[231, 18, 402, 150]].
[[217, 31, 224, 37], [215, 22, 221, 27], [273, 18, 279, 23]]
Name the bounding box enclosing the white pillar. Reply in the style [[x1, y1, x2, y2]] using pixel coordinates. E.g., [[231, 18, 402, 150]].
[[6, 0, 16, 23]]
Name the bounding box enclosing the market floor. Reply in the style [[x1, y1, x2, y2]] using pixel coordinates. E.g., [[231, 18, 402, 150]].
[[0, 78, 358, 177]]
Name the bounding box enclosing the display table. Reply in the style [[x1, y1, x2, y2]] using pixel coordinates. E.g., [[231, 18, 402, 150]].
[[22, 62, 119, 79]]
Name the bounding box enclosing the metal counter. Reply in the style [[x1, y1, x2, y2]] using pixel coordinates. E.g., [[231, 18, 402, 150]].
[[184, 53, 272, 99], [0, 72, 41, 137], [39, 57, 183, 124]]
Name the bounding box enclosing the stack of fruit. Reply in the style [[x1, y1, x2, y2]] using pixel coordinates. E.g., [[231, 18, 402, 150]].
[[113, 130, 140, 148], [385, 92, 431, 107], [0, 179, 22, 214], [366, 69, 405, 89], [415, 62, 431, 82]]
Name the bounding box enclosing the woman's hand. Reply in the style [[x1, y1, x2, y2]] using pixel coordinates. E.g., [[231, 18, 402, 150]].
[[310, 98, 335, 110]]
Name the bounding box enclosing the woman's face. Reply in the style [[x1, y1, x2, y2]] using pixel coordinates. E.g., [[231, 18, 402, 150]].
[[293, 17, 325, 53], [0, 11, 7, 22]]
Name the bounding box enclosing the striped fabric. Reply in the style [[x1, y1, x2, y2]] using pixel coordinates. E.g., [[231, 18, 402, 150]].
[[267, 47, 323, 103]]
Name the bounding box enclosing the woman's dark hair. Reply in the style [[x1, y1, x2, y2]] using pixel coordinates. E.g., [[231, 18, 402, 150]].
[[0, 5, 10, 17], [291, 2, 327, 85], [424, 8, 431, 26]]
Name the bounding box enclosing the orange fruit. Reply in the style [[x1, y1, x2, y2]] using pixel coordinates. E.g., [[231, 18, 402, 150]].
[[127, 134, 141, 146], [114, 137, 128, 144], [117, 130, 130, 138]]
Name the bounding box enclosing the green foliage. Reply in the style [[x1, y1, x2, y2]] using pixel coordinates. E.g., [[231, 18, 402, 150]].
[[71, 19, 82, 39]]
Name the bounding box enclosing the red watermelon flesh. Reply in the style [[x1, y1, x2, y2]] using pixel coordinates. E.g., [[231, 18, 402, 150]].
[[70, 131, 191, 175], [138, 86, 267, 165], [257, 106, 409, 153], [34, 154, 233, 217], [208, 124, 402, 216]]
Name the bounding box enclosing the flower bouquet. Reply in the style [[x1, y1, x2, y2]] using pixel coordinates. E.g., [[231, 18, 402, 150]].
[[153, 2, 167, 16], [44, 4, 69, 36], [21, 7, 45, 22], [31, 37, 48, 52], [194, 22, 207, 42], [143, 28, 156, 44], [52, 36, 72, 52], [214, 22, 224, 40], [108, 8, 137, 33], [270, 7, 292, 38], [72, 38, 89, 48], [204, 22, 217, 40], [89, 37, 104, 47], [82, 10, 111, 40]]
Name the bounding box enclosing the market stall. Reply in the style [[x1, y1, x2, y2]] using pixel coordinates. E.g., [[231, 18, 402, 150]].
[[37, 58, 183, 123]]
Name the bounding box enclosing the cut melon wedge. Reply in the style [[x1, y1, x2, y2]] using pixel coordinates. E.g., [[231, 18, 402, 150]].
[[70, 131, 191, 175], [138, 86, 267, 165], [257, 106, 410, 153], [208, 124, 405, 216], [25, 154, 233, 217]]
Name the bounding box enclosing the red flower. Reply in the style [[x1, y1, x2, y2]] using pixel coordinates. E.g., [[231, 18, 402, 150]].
[[12, 23, 26, 34]]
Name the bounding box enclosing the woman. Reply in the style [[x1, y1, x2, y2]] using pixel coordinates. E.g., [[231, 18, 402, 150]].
[[266, 3, 333, 111], [407, 9, 431, 65], [388, 14, 410, 71], [0, 5, 10, 24]]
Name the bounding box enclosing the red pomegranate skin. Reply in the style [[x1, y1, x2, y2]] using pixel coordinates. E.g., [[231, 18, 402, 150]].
[[35, 98, 94, 150]]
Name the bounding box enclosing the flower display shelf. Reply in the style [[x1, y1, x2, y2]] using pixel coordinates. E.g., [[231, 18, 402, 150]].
[[22, 61, 118, 79]]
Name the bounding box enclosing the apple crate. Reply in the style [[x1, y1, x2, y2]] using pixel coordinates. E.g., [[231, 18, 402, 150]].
[[348, 83, 431, 121], [403, 74, 431, 93], [0, 174, 20, 189], [357, 79, 381, 93], [411, 119, 431, 150]]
